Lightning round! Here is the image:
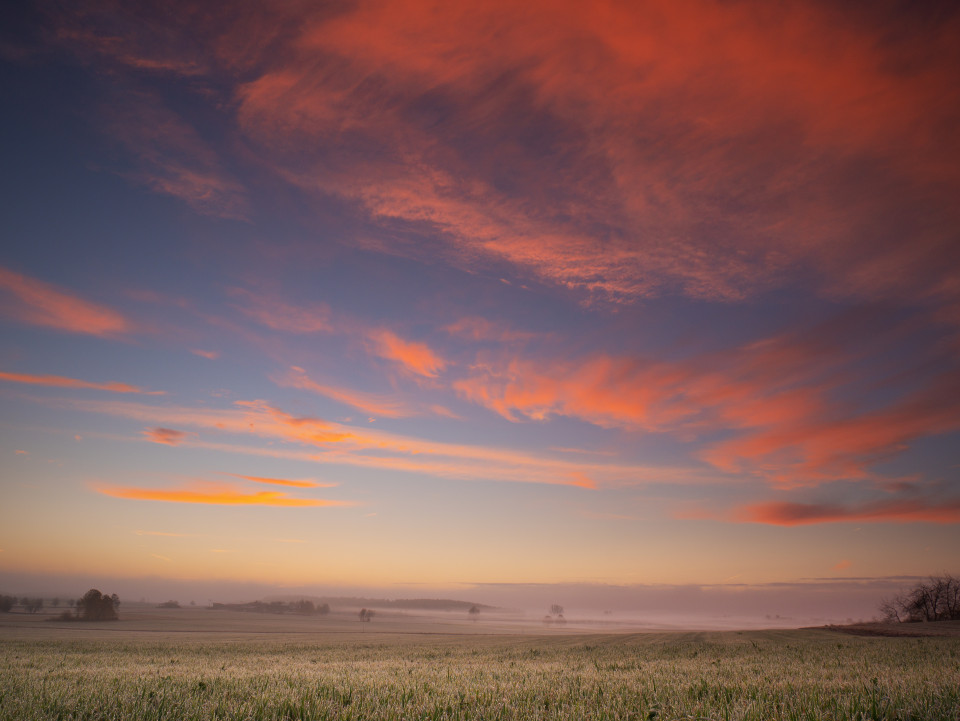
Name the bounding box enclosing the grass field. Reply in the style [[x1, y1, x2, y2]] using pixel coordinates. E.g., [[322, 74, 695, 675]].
[[1, 607, 958, 720]]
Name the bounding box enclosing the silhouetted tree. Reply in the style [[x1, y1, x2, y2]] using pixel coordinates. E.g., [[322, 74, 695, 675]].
[[0, 595, 14, 613], [293, 599, 315, 614], [317, 603, 330, 615], [359, 608, 374, 622], [24, 598, 43, 614], [77, 589, 119, 621], [469, 605, 480, 620], [881, 574, 960, 622], [550, 604, 564, 616]]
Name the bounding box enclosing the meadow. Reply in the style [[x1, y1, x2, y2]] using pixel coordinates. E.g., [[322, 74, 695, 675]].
[[1, 607, 958, 720]]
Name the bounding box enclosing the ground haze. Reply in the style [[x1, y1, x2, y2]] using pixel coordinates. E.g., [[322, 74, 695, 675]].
[[2, 605, 958, 720]]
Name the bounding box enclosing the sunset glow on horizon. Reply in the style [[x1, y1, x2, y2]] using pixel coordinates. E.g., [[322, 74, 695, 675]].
[[1, 0, 958, 613]]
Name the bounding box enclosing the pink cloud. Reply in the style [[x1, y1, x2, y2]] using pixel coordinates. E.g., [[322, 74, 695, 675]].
[[444, 317, 537, 343], [736, 498, 960, 526], [0, 266, 131, 337], [367, 329, 446, 378], [58, 396, 709, 489], [47, 1, 960, 320], [229, 288, 333, 333], [191, 349, 219, 360], [143, 427, 191, 445], [273, 367, 416, 418], [455, 311, 960, 487]]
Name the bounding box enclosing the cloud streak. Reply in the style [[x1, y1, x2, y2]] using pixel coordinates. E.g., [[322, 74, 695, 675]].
[[143, 427, 191, 446], [367, 329, 447, 378], [52, 396, 714, 489], [0, 370, 161, 394], [736, 498, 960, 526], [226, 473, 336, 489], [455, 310, 960, 487], [97, 481, 348, 507], [273, 367, 417, 418], [0, 266, 131, 337]]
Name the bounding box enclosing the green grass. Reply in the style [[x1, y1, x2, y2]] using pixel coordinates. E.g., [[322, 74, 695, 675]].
[[2, 630, 958, 720]]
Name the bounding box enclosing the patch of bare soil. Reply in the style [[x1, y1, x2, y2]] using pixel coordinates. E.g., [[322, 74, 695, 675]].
[[824, 621, 960, 638]]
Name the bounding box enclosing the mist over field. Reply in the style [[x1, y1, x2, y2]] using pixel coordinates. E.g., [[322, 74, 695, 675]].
[[0, 570, 915, 628]]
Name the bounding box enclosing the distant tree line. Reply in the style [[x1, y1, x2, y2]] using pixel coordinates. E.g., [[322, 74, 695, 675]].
[[0, 589, 120, 621], [0, 596, 45, 613], [57, 589, 120, 621], [210, 600, 331, 615], [880, 575, 960, 623]]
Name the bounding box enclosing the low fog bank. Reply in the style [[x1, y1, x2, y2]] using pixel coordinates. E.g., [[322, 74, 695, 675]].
[[0, 570, 926, 629]]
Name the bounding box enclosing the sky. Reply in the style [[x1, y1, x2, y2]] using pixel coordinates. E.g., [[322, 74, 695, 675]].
[[1, 0, 958, 620]]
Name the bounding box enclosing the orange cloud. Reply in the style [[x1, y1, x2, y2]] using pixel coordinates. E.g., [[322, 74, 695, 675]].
[[224, 0, 960, 307], [833, 560, 852, 571], [226, 473, 335, 489], [0, 370, 160, 394], [96, 481, 348, 507], [57, 396, 708, 489], [49, 0, 960, 317], [0, 266, 130, 336], [143, 427, 191, 445], [367, 329, 446, 377], [736, 498, 960, 526], [701, 371, 960, 487], [273, 367, 416, 418], [455, 310, 960, 487], [191, 349, 219, 360]]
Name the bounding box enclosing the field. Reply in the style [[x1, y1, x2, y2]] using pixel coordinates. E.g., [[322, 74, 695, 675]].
[[2, 606, 959, 720]]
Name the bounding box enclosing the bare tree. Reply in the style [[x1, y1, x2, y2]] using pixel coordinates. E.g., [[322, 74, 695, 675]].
[[77, 589, 119, 621], [469, 605, 480, 621], [359, 608, 374, 622], [880, 574, 960, 622]]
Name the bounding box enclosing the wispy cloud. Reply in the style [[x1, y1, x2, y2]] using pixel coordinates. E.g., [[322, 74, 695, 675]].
[[226, 473, 335, 489], [0, 370, 161, 394], [101, 89, 248, 220], [54, 396, 711, 489], [191, 349, 219, 360], [273, 367, 417, 418], [366, 329, 447, 378], [444, 317, 537, 344], [0, 266, 131, 337], [96, 480, 351, 507], [735, 498, 960, 526], [143, 427, 191, 445], [229, 288, 333, 333], [455, 310, 960, 488]]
